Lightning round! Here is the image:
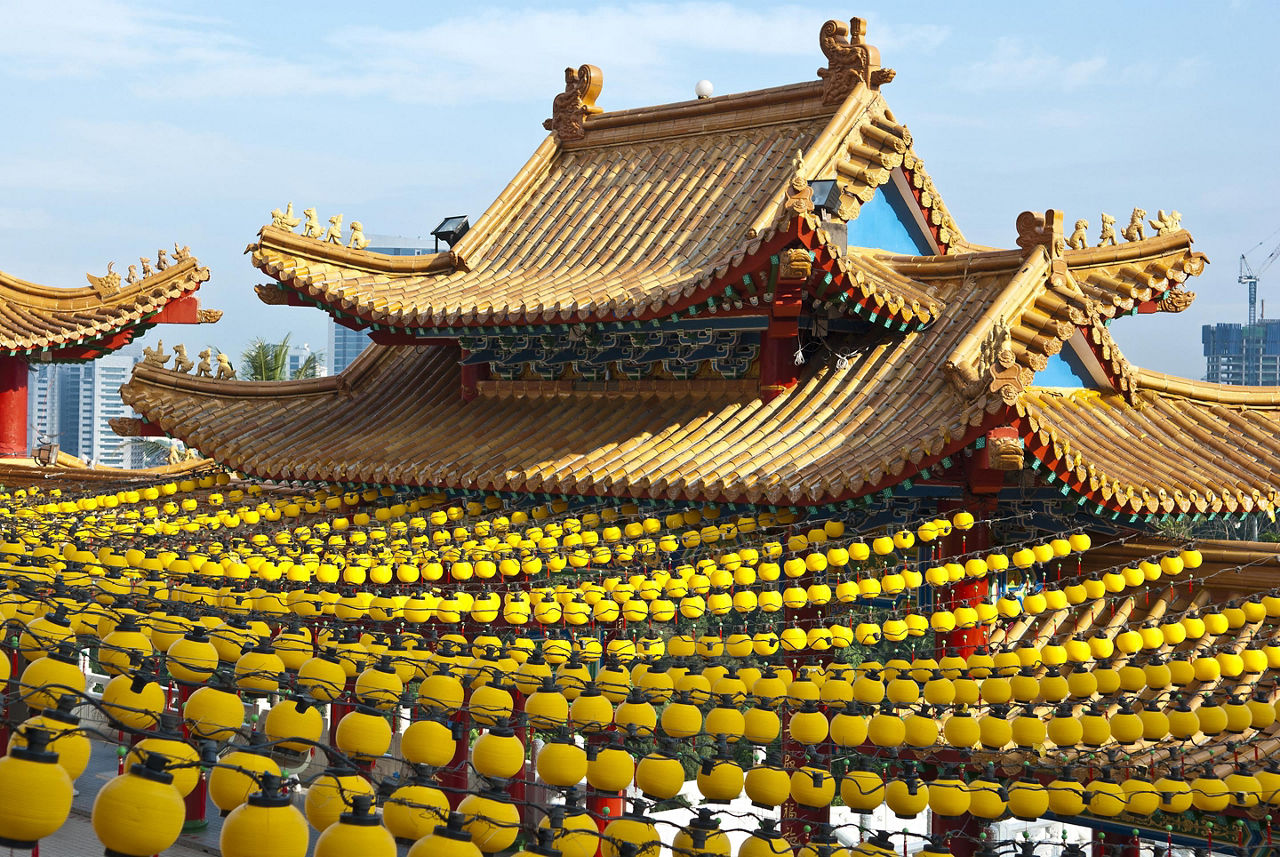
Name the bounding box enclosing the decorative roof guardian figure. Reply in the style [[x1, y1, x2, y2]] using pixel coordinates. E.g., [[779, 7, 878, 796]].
[[544, 65, 604, 143], [817, 18, 896, 105]]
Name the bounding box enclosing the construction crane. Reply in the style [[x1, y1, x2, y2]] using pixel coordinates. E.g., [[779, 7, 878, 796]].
[[1241, 231, 1280, 325]]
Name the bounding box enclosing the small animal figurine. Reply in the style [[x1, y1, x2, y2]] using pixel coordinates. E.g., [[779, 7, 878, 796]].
[[215, 352, 236, 380], [302, 208, 324, 239], [348, 220, 370, 250], [1066, 219, 1088, 250], [196, 347, 214, 377], [172, 344, 194, 374], [324, 214, 344, 244], [1122, 208, 1146, 242], [1097, 213, 1117, 247]]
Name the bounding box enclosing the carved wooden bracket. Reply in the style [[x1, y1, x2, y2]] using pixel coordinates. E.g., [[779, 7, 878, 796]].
[[817, 17, 896, 105], [1156, 287, 1196, 313], [543, 64, 604, 143], [981, 427, 1025, 471], [780, 248, 813, 281], [108, 417, 140, 437], [989, 345, 1033, 405], [255, 284, 289, 306]]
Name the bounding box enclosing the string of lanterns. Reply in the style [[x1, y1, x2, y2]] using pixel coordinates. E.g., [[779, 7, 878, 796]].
[[0, 474, 1275, 857]]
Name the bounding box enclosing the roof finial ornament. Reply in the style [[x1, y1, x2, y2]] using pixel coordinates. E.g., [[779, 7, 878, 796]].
[[543, 64, 604, 143], [1014, 210, 1065, 256], [272, 202, 302, 231], [215, 351, 236, 380], [86, 262, 121, 298], [817, 17, 896, 105], [783, 149, 815, 215], [196, 348, 213, 377], [141, 340, 169, 368], [1149, 209, 1182, 236]]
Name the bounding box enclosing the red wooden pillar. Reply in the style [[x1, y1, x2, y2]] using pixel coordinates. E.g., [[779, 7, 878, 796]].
[[460, 356, 490, 402], [759, 256, 807, 402], [0, 642, 18, 750], [0, 356, 28, 458], [932, 812, 985, 857], [780, 601, 829, 847], [176, 684, 208, 830], [585, 732, 623, 836], [443, 709, 471, 809]]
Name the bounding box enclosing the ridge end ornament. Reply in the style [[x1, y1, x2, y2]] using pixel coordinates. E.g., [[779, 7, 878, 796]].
[[544, 64, 604, 143], [86, 262, 121, 298], [782, 149, 815, 215], [817, 17, 896, 105]]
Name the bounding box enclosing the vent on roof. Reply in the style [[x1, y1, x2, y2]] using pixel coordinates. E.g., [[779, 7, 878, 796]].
[[431, 216, 470, 252]]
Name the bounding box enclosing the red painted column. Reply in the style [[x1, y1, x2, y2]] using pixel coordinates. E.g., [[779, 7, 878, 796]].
[[176, 684, 208, 830], [586, 732, 624, 837], [460, 355, 490, 402], [759, 264, 806, 402], [0, 356, 29, 458], [780, 601, 829, 847], [932, 812, 985, 857], [937, 497, 995, 659], [442, 709, 471, 809]]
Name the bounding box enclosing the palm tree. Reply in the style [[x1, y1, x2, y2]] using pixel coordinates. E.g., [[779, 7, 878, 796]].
[[239, 334, 324, 381]]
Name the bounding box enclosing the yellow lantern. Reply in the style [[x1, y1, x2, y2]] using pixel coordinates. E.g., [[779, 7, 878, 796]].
[[92, 755, 186, 857], [220, 775, 309, 857], [0, 728, 73, 849], [305, 768, 376, 831], [10, 706, 91, 780], [790, 766, 835, 807], [384, 779, 450, 842], [19, 647, 86, 712], [884, 776, 929, 818], [314, 795, 396, 857], [636, 751, 684, 800], [210, 741, 282, 813], [457, 789, 521, 853], [264, 698, 325, 755], [928, 771, 970, 817], [102, 673, 165, 731]]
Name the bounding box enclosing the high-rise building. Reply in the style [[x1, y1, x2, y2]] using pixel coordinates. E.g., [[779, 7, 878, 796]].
[[287, 343, 327, 379], [28, 347, 144, 468], [328, 236, 435, 375], [1202, 320, 1280, 385]]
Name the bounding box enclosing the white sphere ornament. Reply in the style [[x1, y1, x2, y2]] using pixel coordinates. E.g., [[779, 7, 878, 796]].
[[695, 80, 714, 99]]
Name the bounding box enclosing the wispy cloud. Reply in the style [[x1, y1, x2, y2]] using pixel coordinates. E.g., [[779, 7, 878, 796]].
[[0, 2, 949, 105], [954, 37, 1106, 93]]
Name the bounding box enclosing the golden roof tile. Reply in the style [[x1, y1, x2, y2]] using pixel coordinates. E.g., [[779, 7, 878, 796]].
[[0, 255, 212, 355]]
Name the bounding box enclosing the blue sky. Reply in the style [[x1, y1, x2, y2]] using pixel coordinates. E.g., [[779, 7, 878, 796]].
[[1, 1, 1277, 379]]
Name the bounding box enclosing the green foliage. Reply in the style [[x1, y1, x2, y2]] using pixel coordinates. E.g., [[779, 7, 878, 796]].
[[239, 333, 324, 381]]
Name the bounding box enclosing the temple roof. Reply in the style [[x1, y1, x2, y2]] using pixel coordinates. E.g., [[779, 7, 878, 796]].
[[123, 262, 1015, 504], [118, 20, 1280, 521], [0, 253, 214, 357], [248, 75, 960, 331], [0, 453, 212, 491]]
